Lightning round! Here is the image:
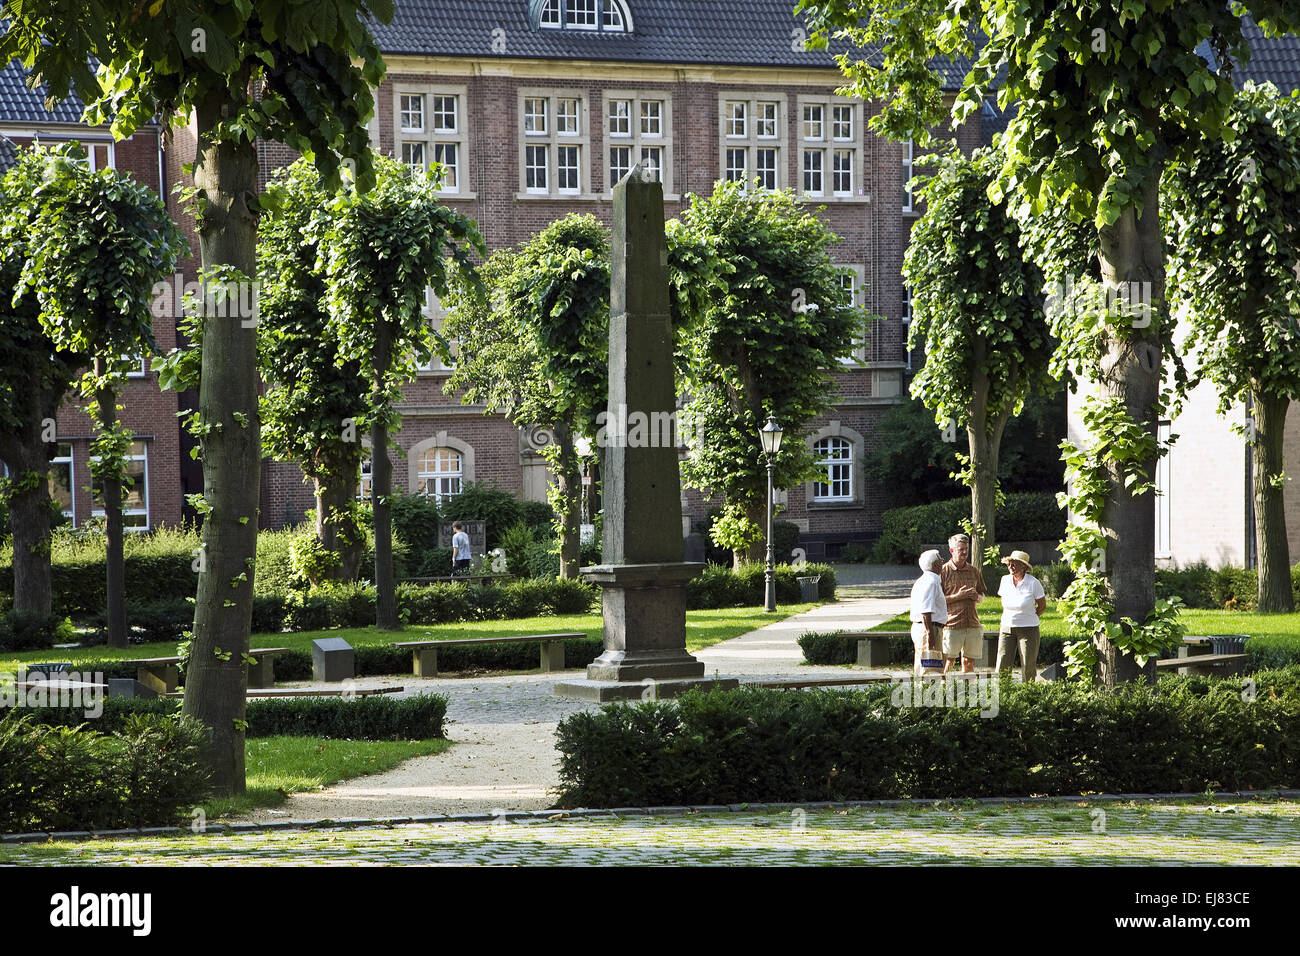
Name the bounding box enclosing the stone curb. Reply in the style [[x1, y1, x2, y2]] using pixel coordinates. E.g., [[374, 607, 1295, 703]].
[[4, 788, 1299, 845]]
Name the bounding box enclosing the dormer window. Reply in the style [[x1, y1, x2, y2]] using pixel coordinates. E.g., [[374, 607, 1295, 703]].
[[537, 0, 632, 32]]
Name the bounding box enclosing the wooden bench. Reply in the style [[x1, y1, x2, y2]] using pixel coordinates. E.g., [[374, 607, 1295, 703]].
[[393, 632, 589, 677], [126, 647, 293, 694], [1155, 653, 1249, 676], [165, 686, 404, 699], [748, 672, 993, 691], [843, 630, 1002, 667]]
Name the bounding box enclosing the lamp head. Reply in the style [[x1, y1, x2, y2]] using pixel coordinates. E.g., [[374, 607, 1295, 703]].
[[759, 415, 783, 456]]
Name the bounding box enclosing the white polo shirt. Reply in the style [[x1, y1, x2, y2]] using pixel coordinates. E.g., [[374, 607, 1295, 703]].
[[999, 573, 1046, 629], [910, 570, 948, 625]]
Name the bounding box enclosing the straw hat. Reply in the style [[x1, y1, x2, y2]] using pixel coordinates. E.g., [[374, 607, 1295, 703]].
[[1001, 550, 1033, 572]]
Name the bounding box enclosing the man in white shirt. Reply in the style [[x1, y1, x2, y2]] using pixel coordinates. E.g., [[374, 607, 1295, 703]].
[[910, 549, 947, 675], [451, 521, 472, 575]]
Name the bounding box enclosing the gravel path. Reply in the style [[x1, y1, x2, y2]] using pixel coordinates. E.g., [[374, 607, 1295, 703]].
[[229, 580, 913, 824]]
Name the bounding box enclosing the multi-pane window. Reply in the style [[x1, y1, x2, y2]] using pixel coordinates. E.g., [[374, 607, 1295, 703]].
[[538, 0, 632, 31], [66, 140, 114, 170], [604, 93, 672, 193], [720, 95, 785, 189], [798, 96, 863, 200], [567, 0, 597, 28], [836, 266, 867, 365], [521, 91, 590, 197], [903, 137, 915, 211], [813, 438, 853, 502], [92, 440, 149, 530], [396, 86, 469, 194], [50, 443, 74, 522], [418, 448, 463, 505], [903, 284, 914, 370], [357, 457, 373, 502], [418, 286, 456, 373]]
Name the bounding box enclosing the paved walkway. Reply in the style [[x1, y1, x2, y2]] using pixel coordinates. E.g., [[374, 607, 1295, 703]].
[[8, 799, 1299, 866], [228, 572, 912, 824]]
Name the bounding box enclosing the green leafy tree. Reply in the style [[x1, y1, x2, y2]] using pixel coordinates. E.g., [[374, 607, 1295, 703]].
[[442, 214, 608, 579], [316, 155, 484, 627], [1166, 82, 1300, 613], [800, 0, 1300, 686], [2, 145, 183, 646], [0, 163, 84, 618], [902, 148, 1054, 567], [2, 0, 392, 792], [258, 159, 371, 584], [668, 180, 862, 565]]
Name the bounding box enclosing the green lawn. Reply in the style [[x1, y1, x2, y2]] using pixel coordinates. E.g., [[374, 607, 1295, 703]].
[[204, 736, 454, 819], [0, 603, 819, 671], [872, 599, 1300, 640]]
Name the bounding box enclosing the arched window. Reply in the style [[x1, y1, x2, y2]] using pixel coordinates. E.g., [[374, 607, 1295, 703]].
[[812, 437, 853, 502], [418, 447, 463, 504], [537, 0, 631, 32]]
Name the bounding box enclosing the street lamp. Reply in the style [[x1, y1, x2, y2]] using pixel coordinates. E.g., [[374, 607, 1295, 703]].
[[759, 415, 783, 613]]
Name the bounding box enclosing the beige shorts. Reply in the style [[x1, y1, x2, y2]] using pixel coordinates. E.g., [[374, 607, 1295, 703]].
[[942, 626, 983, 661]]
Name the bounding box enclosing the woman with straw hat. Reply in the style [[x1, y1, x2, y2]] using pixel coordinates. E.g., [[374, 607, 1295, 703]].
[[995, 550, 1047, 683]]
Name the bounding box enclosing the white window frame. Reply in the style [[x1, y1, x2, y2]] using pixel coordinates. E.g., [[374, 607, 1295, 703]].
[[50, 442, 75, 523], [603, 91, 674, 197], [903, 137, 916, 212], [357, 456, 373, 502], [394, 84, 471, 197], [91, 440, 149, 531], [417, 286, 456, 374], [538, 0, 632, 32], [719, 94, 786, 190], [417, 447, 464, 506], [835, 265, 867, 365], [903, 284, 914, 370], [518, 90, 592, 199], [812, 437, 854, 503], [797, 95, 865, 202]]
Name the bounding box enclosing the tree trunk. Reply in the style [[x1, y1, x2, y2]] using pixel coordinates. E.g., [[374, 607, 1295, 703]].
[[1093, 167, 1164, 688], [554, 423, 581, 579], [181, 94, 261, 796], [94, 371, 127, 649], [372, 320, 399, 629], [965, 337, 1010, 572], [315, 474, 363, 583], [2, 387, 56, 618], [1252, 389, 1293, 612]]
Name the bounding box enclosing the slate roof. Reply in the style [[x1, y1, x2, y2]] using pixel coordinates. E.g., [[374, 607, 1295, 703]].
[[0, 134, 17, 172], [1199, 18, 1300, 92], [0, 60, 88, 124], [372, 0, 976, 88]]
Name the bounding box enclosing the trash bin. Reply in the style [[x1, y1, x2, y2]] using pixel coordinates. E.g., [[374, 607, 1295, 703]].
[[797, 575, 821, 602], [1208, 635, 1247, 655]]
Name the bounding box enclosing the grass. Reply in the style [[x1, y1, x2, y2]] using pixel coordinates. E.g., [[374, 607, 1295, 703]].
[[203, 736, 453, 819], [0, 604, 818, 671]]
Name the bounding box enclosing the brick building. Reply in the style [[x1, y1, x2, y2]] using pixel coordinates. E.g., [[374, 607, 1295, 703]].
[[3, 1, 991, 559]]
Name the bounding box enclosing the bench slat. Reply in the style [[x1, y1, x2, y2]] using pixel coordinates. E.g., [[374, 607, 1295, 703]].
[[393, 632, 588, 650]]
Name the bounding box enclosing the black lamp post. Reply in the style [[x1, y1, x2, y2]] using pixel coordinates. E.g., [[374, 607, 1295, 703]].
[[759, 415, 783, 613]]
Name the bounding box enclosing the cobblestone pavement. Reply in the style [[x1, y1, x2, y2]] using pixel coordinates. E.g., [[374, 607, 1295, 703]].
[[5, 799, 1297, 866]]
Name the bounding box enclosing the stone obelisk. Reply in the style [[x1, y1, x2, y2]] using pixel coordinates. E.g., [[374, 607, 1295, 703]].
[[555, 164, 736, 701]]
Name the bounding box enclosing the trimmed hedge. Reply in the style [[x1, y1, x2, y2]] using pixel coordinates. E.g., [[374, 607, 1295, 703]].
[[0, 611, 75, 652], [0, 552, 197, 617], [0, 711, 210, 833], [686, 563, 837, 610], [555, 671, 1300, 807], [9, 692, 449, 741], [797, 629, 1066, 667], [871, 492, 1065, 564]]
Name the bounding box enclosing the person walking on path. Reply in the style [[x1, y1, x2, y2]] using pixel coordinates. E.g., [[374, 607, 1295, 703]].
[[910, 549, 947, 675], [995, 550, 1046, 683], [451, 521, 472, 575], [940, 533, 985, 673]]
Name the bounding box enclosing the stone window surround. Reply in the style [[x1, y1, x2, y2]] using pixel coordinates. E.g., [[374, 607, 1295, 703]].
[[406, 433, 476, 495], [796, 94, 867, 203], [416, 285, 456, 377], [91, 439, 150, 530], [602, 90, 678, 199], [835, 263, 868, 366], [517, 88, 597, 200], [717, 93, 787, 190], [805, 422, 865, 510], [393, 82, 475, 199]]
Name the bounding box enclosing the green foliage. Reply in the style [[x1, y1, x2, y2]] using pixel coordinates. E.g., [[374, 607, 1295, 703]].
[[0, 611, 74, 652], [500, 521, 538, 578], [668, 180, 862, 517], [556, 675, 1300, 806], [438, 481, 525, 549], [871, 493, 1065, 564], [686, 563, 836, 610], [1039, 562, 1077, 601], [837, 544, 871, 564], [390, 493, 441, 558], [0, 711, 210, 833]]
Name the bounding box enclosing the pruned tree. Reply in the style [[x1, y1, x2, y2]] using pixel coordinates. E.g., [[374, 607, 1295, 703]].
[[903, 147, 1054, 569], [258, 159, 371, 584], [316, 154, 484, 628], [1166, 82, 1300, 613], [800, 0, 1300, 686], [667, 179, 862, 565], [3, 0, 393, 792], [2, 144, 183, 646], [442, 214, 609, 579]]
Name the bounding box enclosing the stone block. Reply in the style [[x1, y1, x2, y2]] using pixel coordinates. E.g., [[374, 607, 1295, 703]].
[[312, 638, 354, 682], [107, 678, 158, 699], [539, 640, 566, 672], [856, 635, 892, 667]]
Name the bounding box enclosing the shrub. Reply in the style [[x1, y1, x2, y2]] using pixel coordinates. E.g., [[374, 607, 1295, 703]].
[[1039, 562, 1076, 600], [772, 520, 801, 563], [872, 492, 1065, 564], [414, 547, 454, 577], [1246, 635, 1300, 670], [796, 630, 860, 665], [390, 493, 441, 554], [0, 711, 210, 833], [251, 595, 289, 634], [520, 500, 555, 534], [837, 543, 871, 564], [316, 581, 375, 629], [500, 521, 538, 578], [687, 563, 837, 609], [255, 524, 310, 595], [283, 592, 331, 632], [1213, 566, 1259, 611], [555, 674, 1300, 807], [439, 481, 524, 549], [0, 611, 75, 652], [525, 538, 561, 579], [85, 600, 193, 644]]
